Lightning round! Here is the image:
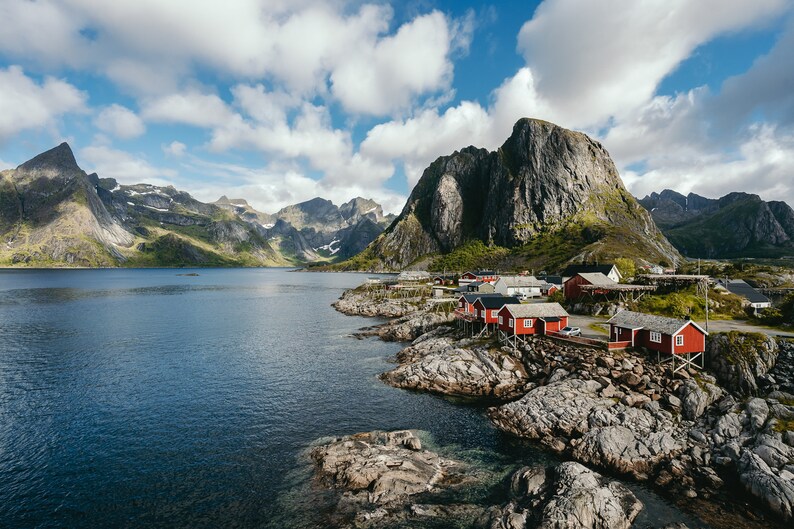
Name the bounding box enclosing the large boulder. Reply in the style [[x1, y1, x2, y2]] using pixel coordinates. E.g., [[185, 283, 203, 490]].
[[678, 377, 723, 420], [490, 462, 643, 529], [737, 450, 794, 521]]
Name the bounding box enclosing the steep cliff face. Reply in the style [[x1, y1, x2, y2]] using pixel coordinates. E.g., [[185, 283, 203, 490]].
[[350, 118, 679, 271], [640, 189, 794, 258]]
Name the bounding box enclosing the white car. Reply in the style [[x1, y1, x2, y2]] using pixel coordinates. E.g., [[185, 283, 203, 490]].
[[558, 326, 581, 337]]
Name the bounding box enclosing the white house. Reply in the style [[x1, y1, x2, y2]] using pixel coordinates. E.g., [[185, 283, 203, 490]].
[[493, 275, 542, 298]]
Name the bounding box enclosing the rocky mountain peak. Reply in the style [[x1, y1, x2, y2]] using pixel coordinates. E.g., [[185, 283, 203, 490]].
[[17, 142, 81, 179], [347, 117, 679, 271]]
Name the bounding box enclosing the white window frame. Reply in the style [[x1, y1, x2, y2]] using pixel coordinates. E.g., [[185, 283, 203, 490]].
[[649, 331, 662, 343], [509, 319, 514, 328], [675, 334, 684, 346], [491, 310, 498, 318], [498, 316, 503, 325], [523, 319, 533, 328]]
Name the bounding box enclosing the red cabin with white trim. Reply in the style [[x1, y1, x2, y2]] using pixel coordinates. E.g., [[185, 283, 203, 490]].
[[607, 310, 707, 356], [497, 303, 570, 336]]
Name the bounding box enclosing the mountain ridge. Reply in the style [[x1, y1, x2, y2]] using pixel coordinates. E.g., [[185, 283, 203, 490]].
[[639, 189, 794, 258], [0, 143, 392, 267]]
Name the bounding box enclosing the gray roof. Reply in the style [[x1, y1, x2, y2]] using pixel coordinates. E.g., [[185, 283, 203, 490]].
[[725, 280, 770, 304], [504, 302, 569, 318], [574, 272, 616, 286], [562, 264, 620, 278], [459, 293, 501, 303], [497, 275, 540, 287], [608, 310, 707, 335], [476, 296, 521, 309]]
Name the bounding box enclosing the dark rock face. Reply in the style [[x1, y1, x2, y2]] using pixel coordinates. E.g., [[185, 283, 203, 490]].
[[706, 332, 779, 396], [640, 189, 794, 258], [358, 118, 679, 270]]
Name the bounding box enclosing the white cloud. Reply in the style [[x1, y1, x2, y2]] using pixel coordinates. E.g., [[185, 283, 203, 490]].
[[163, 141, 187, 157], [516, 0, 788, 129], [94, 104, 145, 139], [330, 10, 455, 115], [0, 1, 461, 116], [0, 66, 87, 142], [79, 144, 176, 185], [625, 124, 794, 203], [141, 90, 235, 128]]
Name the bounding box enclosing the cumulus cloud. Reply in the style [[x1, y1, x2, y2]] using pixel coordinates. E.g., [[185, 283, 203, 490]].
[[330, 11, 454, 115], [141, 90, 235, 128], [517, 0, 788, 128], [94, 104, 145, 139], [163, 141, 187, 157], [0, 1, 463, 116], [0, 66, 87, 142]]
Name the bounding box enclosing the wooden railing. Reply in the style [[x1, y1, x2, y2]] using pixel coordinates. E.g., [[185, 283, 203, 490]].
[[545, 332, 607, 349], [607, 340, 632, 350]]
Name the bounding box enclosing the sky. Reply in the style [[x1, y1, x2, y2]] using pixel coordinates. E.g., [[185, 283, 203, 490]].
[[0, 0, 793, 215]]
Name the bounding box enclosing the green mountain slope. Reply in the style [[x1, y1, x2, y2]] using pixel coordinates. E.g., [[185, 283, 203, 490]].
[[640, 190, 794, 258]]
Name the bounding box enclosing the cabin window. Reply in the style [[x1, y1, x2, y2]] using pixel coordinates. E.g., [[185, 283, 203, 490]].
[[523, 319, 533, 328], [498, 316, 503, 325], [650, 331, 662, 343], [676, 335, 684, 346], [509, 319, 514, 328], [491, 310, 498, 318]]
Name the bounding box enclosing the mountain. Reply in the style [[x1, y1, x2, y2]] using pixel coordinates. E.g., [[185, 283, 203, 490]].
[[339, 118, 680, 272], [0, 143, 391, 267], [640, 189, 794, 258]]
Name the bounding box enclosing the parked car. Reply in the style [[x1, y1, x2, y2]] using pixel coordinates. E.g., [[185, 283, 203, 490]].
[[558, 326, 581, 337]]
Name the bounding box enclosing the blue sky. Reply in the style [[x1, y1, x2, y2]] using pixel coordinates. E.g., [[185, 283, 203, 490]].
[[0, 0, 792, 214]]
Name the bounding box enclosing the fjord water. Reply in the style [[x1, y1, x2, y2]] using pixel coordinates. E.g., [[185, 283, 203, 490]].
[[0, 269, 705, 528]]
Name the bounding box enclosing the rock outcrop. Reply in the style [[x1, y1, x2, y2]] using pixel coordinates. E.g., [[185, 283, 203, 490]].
[[381, 334, 531, 399], [706, 332, 779, 396], [343, 118, 680, 271], [489, 378, 686, 479], [490, 463, 643, 529]]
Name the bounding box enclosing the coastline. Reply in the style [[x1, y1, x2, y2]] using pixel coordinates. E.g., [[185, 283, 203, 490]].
[[321, 284, 793, 529]]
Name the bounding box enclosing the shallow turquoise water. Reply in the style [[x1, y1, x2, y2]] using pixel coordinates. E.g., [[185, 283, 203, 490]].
[[0, 268, 708, 528]]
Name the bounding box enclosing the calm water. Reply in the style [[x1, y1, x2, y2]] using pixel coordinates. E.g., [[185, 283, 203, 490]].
[[0, 269, 707, 528]]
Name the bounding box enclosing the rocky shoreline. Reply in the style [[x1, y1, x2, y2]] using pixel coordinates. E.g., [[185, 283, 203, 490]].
[[324, 288, 793, 528]]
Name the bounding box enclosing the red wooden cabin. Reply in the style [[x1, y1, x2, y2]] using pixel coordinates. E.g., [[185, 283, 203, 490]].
[[460, 270, 499, 285], [497, 303, 570, 336], [471, 296, 520, 325], [607, 310, 707, 356], [563, 272, 616, 299]]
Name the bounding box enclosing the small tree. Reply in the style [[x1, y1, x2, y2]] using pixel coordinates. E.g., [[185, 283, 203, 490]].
[[614, 258, 636, 283]]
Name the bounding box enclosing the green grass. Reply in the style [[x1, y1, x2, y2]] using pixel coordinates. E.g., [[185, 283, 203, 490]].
[[632, 285, 746, 320]]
